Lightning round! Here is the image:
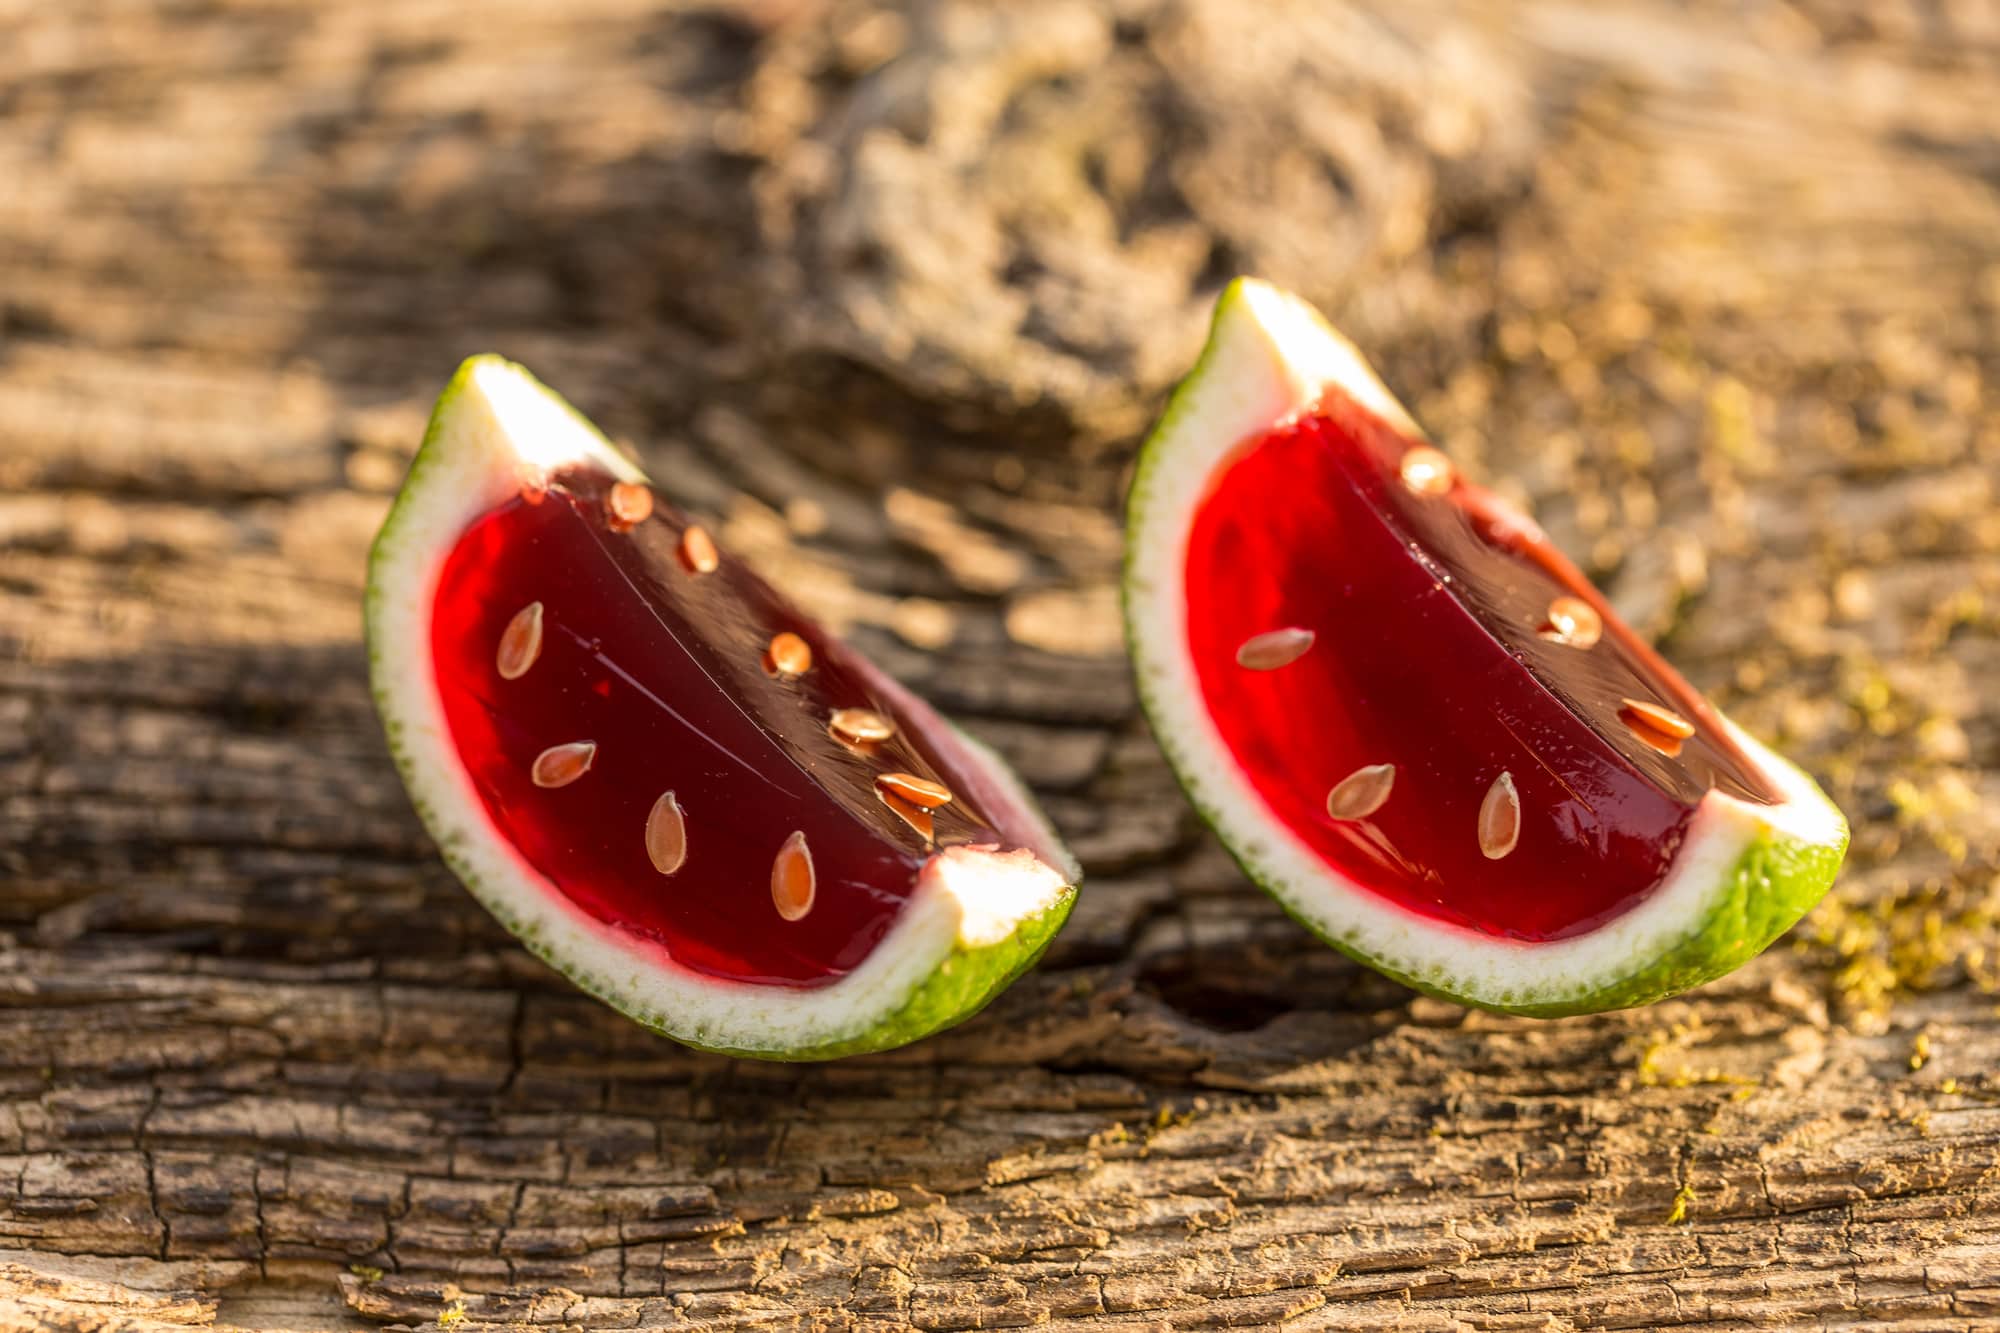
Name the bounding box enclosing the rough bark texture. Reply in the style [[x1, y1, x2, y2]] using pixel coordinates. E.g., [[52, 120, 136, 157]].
[[4, 1, 2000, 1328]]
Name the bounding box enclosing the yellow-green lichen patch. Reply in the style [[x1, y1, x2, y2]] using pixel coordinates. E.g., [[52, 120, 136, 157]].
[[1801, 871, 2000, 1031], [1626, 1017, 1761, 1093]]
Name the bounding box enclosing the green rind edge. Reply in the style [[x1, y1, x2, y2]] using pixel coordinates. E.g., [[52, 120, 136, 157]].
[[680, 892, 1075, 1060], [1499, 796, 1847, 1016], [1235, 762, 1847, 1018], [1121, 280, 1848, 1017], [365, 356, 1077, 1060], [472, 862, 1075, 1061]]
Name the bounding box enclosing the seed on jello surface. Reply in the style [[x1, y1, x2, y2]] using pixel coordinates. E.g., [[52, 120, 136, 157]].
[[1538, 595, 1603, 650], [829, 707, 895, 745], [606, 482, 654, 531], [1620, 702, 1690, 757], [531, 740, 597, 789], [1478, 771, 1520, 860], [1620, 698, 1695, 740], [771, 830, 815, 921], [877, 771, 952, 809], [1236, 627, 1315, 670], [766, 631, 812, 678], [644, 790, 688, 876], [1326, 763, 1395, 821], [1399, 445, 1456, 496], [680, 524, 720, 574], [496, 601, 544, 680], [879, 789, 935, 845], [1624, 719, 1685, 758], [518, 468, 549, 505]]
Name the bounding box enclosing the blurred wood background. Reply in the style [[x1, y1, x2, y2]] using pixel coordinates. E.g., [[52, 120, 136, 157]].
[[3, 0, 1999, 1328]]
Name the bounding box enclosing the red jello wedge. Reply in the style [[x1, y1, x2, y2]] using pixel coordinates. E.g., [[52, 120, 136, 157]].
[[431, 467, 1031, 986], [367, 358, 1077, 1057], [1124, 279, 1847, 1016], [1184, 394, 1782, 942]]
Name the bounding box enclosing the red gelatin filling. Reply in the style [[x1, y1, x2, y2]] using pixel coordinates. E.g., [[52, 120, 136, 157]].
[[1184, 393, 1780, 941], [430, 467, 1012, 987]]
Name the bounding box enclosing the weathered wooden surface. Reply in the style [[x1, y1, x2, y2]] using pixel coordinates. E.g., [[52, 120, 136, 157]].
[[4, 1, 1999, 1328]]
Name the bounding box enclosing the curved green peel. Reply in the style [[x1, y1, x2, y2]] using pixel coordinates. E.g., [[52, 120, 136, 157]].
[[460, 842, 1074, 1061], [1122, 279, 1848, 1017], [1246, 760, 1848, 1018], [367, 356, 1077, 1059]]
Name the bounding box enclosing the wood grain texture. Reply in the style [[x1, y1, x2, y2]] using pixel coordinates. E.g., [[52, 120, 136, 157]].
[[3, 0, 1998, 1328]]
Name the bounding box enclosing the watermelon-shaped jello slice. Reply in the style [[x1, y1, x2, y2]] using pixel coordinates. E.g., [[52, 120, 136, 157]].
[[367, 359, 1077, 1058], [1124, 280, 1847, 1015]]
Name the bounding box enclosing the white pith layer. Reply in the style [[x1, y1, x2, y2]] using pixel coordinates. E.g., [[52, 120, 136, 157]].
[[1124, 281, 1846, 1007], [367, 358, 1071, 1052]]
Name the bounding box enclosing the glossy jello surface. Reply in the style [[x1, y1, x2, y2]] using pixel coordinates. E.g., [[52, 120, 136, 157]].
[[430, 467, 1008, 987], [1184, 392, 1780, 941]]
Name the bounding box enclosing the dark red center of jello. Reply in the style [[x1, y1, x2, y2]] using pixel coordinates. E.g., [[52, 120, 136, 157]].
[[1184, 392, 1780, 941], [430, 466, 1008, 987]]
